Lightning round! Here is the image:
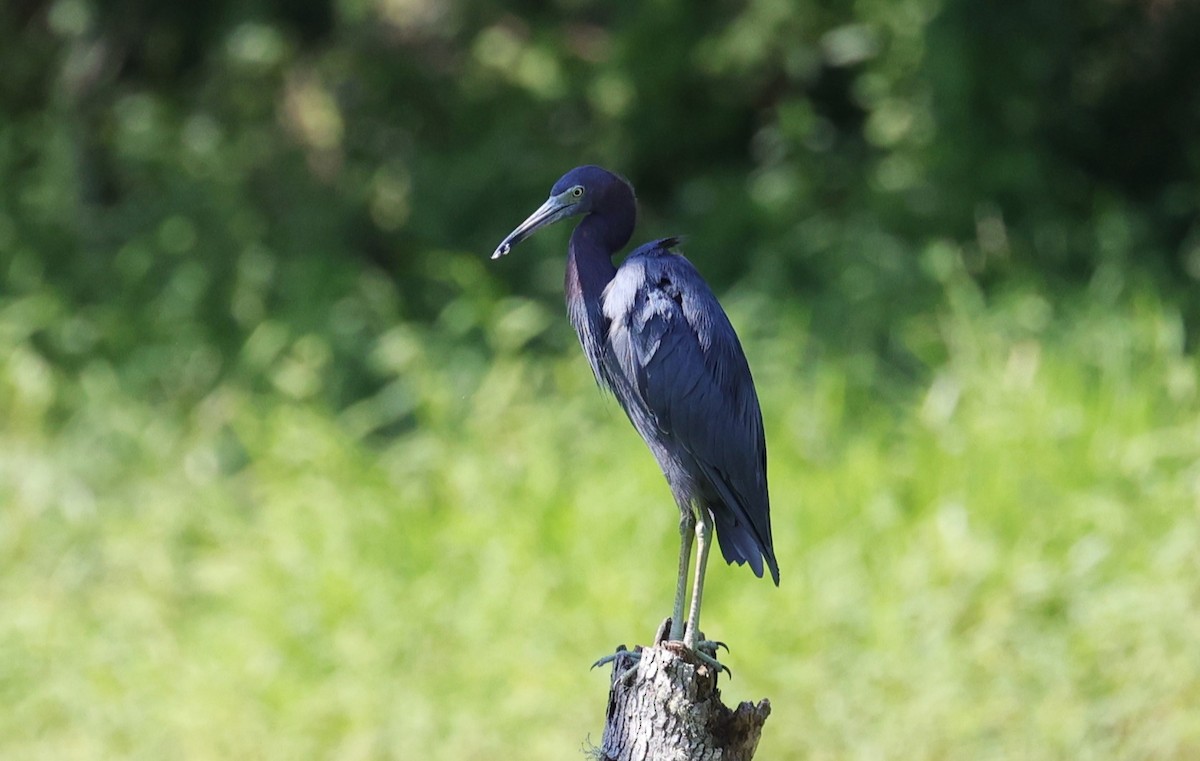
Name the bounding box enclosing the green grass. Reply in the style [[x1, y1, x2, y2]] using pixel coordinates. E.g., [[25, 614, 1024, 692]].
[[2, 275, 1199, 759]]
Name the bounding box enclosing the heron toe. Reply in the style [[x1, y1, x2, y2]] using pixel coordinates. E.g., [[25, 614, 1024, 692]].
[[592, 645, 641, 685], [693, 638, 732, 678]]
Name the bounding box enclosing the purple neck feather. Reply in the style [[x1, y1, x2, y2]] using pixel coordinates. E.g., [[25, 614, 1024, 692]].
[[565, 193, 634, 293]]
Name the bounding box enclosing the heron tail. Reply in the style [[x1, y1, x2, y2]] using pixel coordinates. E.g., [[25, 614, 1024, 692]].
[[711, 508, 780, 586]]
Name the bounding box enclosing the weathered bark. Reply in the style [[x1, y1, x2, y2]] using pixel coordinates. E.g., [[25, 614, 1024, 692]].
[[597, 642, 771, 761]]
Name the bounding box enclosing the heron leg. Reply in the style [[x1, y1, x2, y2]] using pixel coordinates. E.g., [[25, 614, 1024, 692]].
[[683, 508, 714, 649], [669, 508, 696, 642]]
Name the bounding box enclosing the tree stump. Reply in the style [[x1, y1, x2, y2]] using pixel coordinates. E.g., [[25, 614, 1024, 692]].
[[597, 642, 771, 760]]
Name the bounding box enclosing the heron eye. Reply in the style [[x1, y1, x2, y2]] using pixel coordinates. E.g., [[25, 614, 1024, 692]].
[[571, 186, 584, 199]]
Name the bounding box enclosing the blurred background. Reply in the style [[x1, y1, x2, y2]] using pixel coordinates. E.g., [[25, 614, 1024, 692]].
[[3, 0, 1200, 758]]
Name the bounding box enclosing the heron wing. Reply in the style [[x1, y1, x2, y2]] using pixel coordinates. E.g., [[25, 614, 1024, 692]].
[[602, 240, 777, 583]]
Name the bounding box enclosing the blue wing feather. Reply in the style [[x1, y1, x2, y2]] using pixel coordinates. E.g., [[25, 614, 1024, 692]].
[[600, 239, 778, 584]]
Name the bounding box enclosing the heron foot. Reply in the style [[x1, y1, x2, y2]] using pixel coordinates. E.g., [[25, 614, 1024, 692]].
[[593, 625, 731, 684], [591, 618, 676, 686], [591, 645, 642, 685], [692, 639, 732, 679], [698, 637, 730, 655], [671, 622, 734, 679]]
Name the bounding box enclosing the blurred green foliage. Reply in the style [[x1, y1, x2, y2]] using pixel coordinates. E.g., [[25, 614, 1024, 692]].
[[3, 0, 1200, 758], [4, 271, 1200, 758]]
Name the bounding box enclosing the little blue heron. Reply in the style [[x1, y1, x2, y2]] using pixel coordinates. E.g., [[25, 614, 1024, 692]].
[[492, 165, 778, 657]]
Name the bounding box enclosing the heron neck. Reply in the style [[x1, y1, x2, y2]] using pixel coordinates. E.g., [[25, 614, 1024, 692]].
[[566, 224, 614, 294], [565, 220, 619, 346]]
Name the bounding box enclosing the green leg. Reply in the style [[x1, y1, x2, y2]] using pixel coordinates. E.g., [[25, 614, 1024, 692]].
[[669, 509, 696, 642], [683, 508, 713, 649]]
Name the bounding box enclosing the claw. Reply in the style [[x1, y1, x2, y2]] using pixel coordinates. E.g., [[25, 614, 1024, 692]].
[[699, 638, 729, 654]]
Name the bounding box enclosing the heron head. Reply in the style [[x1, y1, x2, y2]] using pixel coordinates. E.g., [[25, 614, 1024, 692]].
[[491, 166, 633, 259]]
